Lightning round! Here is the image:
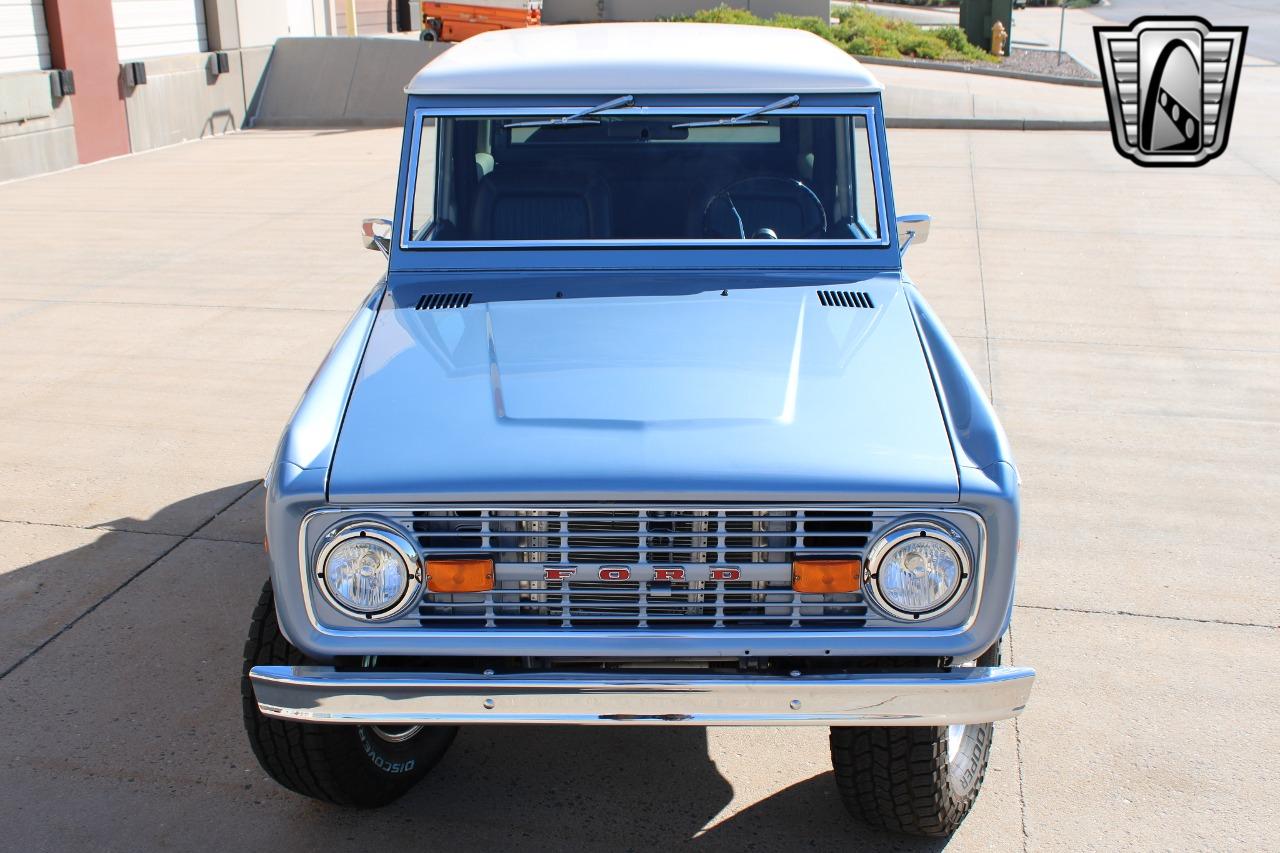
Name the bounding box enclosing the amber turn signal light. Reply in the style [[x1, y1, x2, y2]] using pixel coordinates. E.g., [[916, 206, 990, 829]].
[[792, 559, 862, 594], [427, 558, 495, 593]]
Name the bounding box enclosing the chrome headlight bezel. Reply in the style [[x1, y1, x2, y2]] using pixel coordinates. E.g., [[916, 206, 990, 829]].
[[863, 520, 973, 621], [314, 521, 422, 621]]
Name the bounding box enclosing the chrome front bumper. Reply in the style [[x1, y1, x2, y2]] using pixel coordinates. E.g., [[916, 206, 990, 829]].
[[250, 665, 1035, 727]]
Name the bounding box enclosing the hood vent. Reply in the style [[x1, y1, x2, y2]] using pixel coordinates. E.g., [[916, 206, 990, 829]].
[[817, 290, 874, 309], [416, 292, 473, 310]]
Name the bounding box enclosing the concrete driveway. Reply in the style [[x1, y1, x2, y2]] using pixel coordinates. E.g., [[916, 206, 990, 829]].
[[2, 74, 1279, 850]]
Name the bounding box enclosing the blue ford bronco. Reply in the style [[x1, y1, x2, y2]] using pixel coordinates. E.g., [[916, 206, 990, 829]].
[[242, 22, 1034, 837]]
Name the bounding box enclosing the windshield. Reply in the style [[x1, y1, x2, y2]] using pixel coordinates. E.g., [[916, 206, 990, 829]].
[[405, 111, 882, 244]]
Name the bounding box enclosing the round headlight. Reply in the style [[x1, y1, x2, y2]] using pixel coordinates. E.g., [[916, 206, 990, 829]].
[[866, 523, 970, 619], [317, 526, 419, 619]]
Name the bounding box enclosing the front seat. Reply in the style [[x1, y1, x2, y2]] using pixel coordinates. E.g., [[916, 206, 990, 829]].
[[470, 171, 612, 240]]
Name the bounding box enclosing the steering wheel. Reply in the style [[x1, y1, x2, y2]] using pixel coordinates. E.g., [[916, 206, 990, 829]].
[[700, 177, 828, 239]]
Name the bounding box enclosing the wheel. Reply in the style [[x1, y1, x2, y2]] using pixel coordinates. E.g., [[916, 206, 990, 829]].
[[829, 640, 1003, 837], [240, 579, 457, 807]]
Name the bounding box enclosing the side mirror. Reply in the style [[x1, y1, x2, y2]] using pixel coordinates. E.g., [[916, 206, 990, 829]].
[[896, 213, 931, 256], [361, 217, 392, 257]]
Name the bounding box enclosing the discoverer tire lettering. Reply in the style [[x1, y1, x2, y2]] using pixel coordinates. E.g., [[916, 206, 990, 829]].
[[358, 729, 419, 775], [241, 579, 457, 806], [828, 638, 1003, 836]]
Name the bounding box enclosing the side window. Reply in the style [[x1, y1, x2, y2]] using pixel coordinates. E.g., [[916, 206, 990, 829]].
[[852, 116, 879, 239], [410, 116, 437, 239]]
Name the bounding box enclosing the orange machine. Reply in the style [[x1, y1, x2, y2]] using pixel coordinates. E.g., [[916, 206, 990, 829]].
[[420, 1, 541, 42]]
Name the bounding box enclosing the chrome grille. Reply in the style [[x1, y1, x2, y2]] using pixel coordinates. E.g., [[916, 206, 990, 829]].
[[405, 508, 873, 566], [393, 507, 881, 630], [418, 579, 866, 629]]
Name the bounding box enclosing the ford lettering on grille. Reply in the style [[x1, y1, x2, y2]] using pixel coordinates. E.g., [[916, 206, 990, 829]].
[[393, 507, 888, 629]]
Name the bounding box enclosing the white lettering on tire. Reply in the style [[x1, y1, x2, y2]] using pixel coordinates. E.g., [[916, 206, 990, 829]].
[[358, 728, 418, 774]]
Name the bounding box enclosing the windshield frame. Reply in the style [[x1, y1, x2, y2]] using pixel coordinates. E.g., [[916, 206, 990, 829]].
[[396, 99, 891, 253]]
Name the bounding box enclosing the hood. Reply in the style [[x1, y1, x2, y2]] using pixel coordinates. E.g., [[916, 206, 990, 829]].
[[328, 275, 958, 503]]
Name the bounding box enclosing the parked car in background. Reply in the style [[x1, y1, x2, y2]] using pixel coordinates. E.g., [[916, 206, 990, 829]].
[[242, 22, 1035, 838]]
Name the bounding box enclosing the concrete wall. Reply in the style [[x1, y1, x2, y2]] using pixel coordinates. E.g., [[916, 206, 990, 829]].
[[240, 45, 274, 118], [236, 1, 294, 46], [204, 0, 241, 49], [237, 0, 319, 45], [120, 51, 247, 152], [116, 2, 318, 152], [0, 40, 278, 180], [542, 0, 829, 23], [0, 0, 335, 179], [248, 37, 449, 128], [0, 72, 77, 182], [205, 0, 326, 49]]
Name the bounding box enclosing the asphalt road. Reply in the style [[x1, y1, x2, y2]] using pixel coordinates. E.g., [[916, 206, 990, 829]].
[[1093, 0, 1280, 62], [1, 68, 1279, 851], [854, 2, 958, 27]]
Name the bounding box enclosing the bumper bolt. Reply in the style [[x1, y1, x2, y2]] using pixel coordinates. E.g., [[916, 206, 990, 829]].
[[483, 698, 495, 709], [789, 699, 802, 710]]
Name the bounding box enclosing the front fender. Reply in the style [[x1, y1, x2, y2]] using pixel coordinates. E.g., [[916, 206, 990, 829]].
[[264, 280, 385, 655], [904, 280, 1014, 473], [274, 279, 386, 473], [905, 280, 1021, 648]]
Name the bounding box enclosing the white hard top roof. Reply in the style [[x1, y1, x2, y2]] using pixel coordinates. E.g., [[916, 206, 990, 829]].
[[405, 22, 883, 96]]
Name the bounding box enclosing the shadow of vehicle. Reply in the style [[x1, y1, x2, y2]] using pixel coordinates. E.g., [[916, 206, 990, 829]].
[[0, 484, 946, 852]]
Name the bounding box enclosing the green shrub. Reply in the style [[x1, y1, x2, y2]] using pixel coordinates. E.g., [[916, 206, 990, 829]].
[[674, 4, 997, 63], [934, 26, 970, 53], [899, 34, 946, 60], [674, 6, 759, 25]]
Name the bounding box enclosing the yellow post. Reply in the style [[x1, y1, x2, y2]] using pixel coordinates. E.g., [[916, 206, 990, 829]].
[[991, 20, 1007, 57], [345, 0, 358, 35]]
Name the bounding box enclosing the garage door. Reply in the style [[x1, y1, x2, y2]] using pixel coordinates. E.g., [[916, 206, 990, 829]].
[[112, 0, 207, 62], [0, 0, 51, 73]]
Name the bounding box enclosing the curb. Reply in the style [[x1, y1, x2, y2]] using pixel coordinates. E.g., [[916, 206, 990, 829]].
[[856, 53, 1102, 88], [886, 116, 1110, 131]]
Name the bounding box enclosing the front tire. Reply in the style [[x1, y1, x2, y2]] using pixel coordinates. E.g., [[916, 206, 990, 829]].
[[240, 580, 457, 807], [829, 641, 1002, 836]]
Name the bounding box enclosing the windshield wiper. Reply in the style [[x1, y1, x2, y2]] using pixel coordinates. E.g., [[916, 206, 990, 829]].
[[504, 95, 635, 129], [671, 95, 800, 129]]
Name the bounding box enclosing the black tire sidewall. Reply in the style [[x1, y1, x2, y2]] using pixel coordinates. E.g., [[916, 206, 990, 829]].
[[242, 580, 457, 806], [351, 724, 457, 780], [828, 636, 1005, 835]]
